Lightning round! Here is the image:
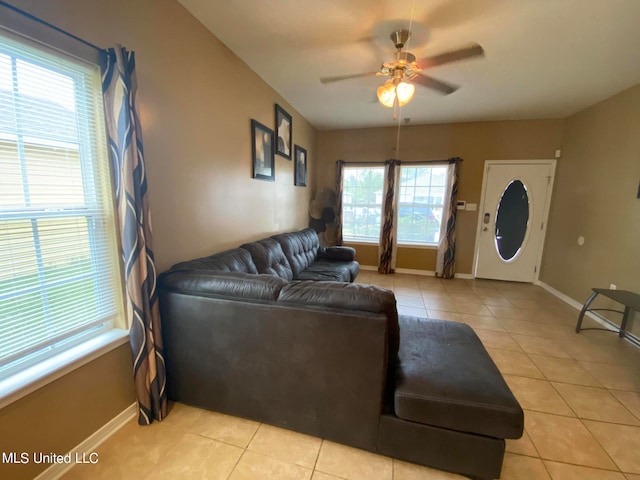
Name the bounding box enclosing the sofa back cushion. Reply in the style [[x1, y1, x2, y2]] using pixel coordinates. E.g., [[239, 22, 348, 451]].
[[159, 270, 286, 301], [271, 228, 319, 277], [169, 248, 258, 274], [241, 239, 294, 281]]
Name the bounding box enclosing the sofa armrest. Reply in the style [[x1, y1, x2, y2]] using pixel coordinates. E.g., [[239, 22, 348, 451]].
[[318, 246, 356, 262], [158, 270, 287, 301]]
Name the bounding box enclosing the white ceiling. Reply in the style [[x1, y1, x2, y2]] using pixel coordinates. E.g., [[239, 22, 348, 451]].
[[178, 0, 640, 130]]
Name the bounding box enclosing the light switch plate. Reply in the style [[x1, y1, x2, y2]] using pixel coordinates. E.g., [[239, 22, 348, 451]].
[[466, 203, 478, 211]]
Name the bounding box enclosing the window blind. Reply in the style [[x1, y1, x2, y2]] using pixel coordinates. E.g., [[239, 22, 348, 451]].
[[341, 166, 385, 243], [397, 165, 448, 245], [0, 29, 123, 374]]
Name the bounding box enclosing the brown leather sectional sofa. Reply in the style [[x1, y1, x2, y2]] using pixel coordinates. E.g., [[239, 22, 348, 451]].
[[158, 228, 523, 479]]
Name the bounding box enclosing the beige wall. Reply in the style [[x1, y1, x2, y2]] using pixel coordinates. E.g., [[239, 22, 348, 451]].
[[0, 345, 134, 480], [541, 84, 640, 335], [2, 1, 316, 477], [318, 120, 565, 272], [9, 0, 317, 273]]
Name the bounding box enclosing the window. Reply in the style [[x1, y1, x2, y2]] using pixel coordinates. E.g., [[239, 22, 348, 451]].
[[397, 165, 448, 245], [341, 164, 449, 246], [0, 30, 123, 379], [341, 166, 384, 242]]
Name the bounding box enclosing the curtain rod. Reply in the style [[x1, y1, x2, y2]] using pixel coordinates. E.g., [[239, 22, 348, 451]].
[[337, 157, 462, 166], [0, 0, 102, 52]]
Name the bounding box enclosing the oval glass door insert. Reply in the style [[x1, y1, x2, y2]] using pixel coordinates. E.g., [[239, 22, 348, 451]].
[[495, 180, 529, 261]]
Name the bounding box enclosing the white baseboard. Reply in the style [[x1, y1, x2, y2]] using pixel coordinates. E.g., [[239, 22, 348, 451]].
[[359, 265, 378, 271], [395, 268, 435, 276], [535, 281, 586, 310], [453, 272, 475, 279], [360, 265, 436, 276], [359, 265, 474, 279], [35, 402, 137, 480]]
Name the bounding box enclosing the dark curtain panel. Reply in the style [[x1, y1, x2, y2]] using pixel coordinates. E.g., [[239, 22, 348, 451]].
[[101, 47, 168, 424], [378, 159, 401, 274], [438, 157, 461, 279], [335, 160, 345, 245]]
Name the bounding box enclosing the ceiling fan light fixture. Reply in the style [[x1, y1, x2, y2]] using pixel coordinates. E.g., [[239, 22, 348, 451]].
[[377, 79, 415, 108], [377, 80, 397, 108], [396, 81, 415, 106]]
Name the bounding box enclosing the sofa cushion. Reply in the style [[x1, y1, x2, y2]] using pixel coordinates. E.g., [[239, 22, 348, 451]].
[[344, 261, 360, 281], [394, 316, 524, 439], [271, 228, 319, 277], [297, 260, 351, 282], [170, 248, 258, 274], [241, 238, 294, 281], [317, 247, 360, 281], [318, 246, 356, 262], [158, 270, 287, 301]]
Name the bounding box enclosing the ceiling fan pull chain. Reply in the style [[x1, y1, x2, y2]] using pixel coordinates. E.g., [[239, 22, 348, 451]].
[[393, 95, 398, 121]]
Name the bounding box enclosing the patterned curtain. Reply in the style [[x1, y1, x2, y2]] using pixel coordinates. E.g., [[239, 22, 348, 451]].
[[335, 160, 345, 246], [378, 159, 401, 274], [100, 47, 168, 424], [436, 157, 461, 279]]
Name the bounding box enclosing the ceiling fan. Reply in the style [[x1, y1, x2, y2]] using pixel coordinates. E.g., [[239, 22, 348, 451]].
[[320, 29, 484, 109]]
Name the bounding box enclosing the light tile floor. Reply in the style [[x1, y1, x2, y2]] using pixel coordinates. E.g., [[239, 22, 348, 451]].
[[63, 273, 640, 479]]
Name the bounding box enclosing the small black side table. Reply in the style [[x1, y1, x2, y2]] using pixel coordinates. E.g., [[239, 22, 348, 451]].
[[575, 288, 640, 338]]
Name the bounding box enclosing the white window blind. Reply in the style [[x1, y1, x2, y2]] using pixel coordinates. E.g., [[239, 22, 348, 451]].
[[397, 165, 448, 245], [0, 29, 123, 376], [342, 166, 385, 243]]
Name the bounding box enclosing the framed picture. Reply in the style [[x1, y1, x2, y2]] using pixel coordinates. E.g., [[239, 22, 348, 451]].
[[294, 145, 307, 187], [251, 119, 275, 181], [275, 104, 292, 160]]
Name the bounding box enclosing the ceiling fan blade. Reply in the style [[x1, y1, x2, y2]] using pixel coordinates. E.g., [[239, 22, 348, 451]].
[[413, 73, 459, 95], [417, 43, 485, 69], [320, 72, 380, 84]]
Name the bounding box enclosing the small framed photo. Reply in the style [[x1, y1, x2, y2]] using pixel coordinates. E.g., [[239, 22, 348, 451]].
[[275, 104, 292, 160], [294, 145, 307, 187], [251, 119, 275, 181]]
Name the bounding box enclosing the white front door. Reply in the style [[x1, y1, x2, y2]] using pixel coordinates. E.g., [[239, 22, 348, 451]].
[[474, 161, 555, 282]]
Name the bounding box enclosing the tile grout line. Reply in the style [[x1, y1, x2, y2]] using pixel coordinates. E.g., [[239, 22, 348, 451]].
[[576, 417, 625, 474], [311, 438, 323, 476], [225, 447, 247, 480], [541, 458, 628, 476], [551, 381, 640, 427], [547, 379, 580, 420], [521, 419, 622, 474], [224, 421, 262, 478]]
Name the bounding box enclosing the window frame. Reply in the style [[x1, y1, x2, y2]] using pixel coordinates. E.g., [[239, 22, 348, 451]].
[[341, 165, 385, 244], [0, 11, 127, 407], [396, 164, 450, 248]]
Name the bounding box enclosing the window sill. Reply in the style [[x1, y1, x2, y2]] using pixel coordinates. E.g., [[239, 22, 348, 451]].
[[397, 244, 438, 250], [342, 242, 438, 250], [0, 329, 129, 410]]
